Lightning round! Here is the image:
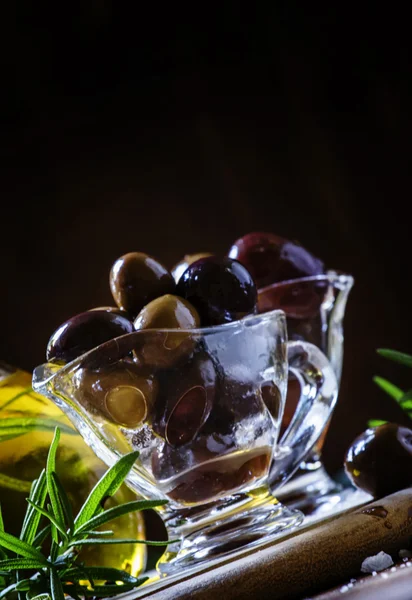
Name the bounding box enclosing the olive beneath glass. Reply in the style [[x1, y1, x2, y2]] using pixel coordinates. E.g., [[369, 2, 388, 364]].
[[33, 309, 338, 574]]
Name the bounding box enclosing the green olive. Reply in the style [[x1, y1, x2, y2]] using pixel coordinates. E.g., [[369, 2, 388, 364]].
[[110, 252, 175, 317], [73, 360, 157, 428], [134, 294, 200, 332], [133, 295, 200, 369], [105, 385, 148, 427]]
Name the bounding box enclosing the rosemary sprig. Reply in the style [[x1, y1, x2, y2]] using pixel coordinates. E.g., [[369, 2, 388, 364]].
[[0, 427, 171, 599], [368, 348, 412, 427]]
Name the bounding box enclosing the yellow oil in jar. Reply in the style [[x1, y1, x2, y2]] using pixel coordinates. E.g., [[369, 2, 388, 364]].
[[0, 362, 146, 576]]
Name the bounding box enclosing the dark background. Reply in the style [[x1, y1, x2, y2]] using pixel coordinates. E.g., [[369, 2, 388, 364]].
[[1, 4, 411, 474]]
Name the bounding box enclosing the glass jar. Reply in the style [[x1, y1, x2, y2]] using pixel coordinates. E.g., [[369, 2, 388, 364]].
[[0, 361, 146, 576]]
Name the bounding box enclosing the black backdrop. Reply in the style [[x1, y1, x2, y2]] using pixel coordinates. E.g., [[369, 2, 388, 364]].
[[1, 4, 411, 473]]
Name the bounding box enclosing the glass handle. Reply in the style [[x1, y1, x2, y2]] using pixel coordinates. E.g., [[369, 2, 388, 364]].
[[269, 340, 338, 489]]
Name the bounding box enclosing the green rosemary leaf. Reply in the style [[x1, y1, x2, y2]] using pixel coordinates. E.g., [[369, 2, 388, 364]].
[[373, 376, 404, 401], [61, 565, 140, 584], [0, 429, 168, 599], [76, 530, 114, 537], [33, 523, 52, 548], [0, 418, 75, 442], [69, 537, 172, 547], [60, 562, 92, 585], [367, 419, 388, 428], [74, 450, 140, 529], [377, 348, 412, 368], [46, 429, 65, 533], [15, 578, 31, 590], [0, 583, 19, 599], [50, 524, 59, 545], [49, 538, 59, 562], [0, 530, 48, 563], [399, 389, 412, 412], [50, 472, 74, 533], [50, 568, 65, 600], [75, 499, 167, 535], [0, 504, 3, 532], [21, 475, 39, 527], [26, 500, 68, 542], [20, 470, 47, 544], [0, 557, 48, 570], [0, 473, 32, 493]]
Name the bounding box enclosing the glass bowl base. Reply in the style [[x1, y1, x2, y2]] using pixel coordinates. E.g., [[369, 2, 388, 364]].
[[123, 479, 371, 599], [157, 490, 303, 576], [275, 465, 372, 524]]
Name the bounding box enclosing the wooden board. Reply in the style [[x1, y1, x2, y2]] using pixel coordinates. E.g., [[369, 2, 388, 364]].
[[311, 560, 412, 600], [116, 486, 412, 600]]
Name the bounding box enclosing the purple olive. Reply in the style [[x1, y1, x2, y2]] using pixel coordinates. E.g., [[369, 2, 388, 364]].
[[344, 423, 412, 498], [171, 252, 214, 284], [176, 257, 257, 326], [202, 373, 269, 436], [46, 310, 134, 363], [227, 231, 325, 289], [152, 350, 217, 446], [152, 442, 271, 505]]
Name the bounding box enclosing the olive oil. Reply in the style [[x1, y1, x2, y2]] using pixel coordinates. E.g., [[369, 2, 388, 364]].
[[0, 362, 146, 576]]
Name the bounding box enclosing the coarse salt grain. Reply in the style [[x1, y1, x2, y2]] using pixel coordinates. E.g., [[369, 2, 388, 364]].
[[360, 551, 394, 574]]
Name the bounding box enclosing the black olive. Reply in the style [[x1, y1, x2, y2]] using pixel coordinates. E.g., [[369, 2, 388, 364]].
[[344, 422, 412, 498], [46, 310, 134, 363]]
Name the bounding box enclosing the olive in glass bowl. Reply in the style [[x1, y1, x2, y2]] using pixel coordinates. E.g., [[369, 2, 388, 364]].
[[176, 256, 257, 326]]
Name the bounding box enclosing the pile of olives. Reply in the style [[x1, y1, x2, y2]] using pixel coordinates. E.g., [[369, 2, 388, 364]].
[[47, 252, 261, 364], [47, 233, 325, 366], [43, 237, 412, 504], [45, 233, 325, 483]]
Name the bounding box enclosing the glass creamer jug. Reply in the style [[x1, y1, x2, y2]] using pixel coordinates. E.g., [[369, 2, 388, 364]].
[[33, 309, 338, 573]]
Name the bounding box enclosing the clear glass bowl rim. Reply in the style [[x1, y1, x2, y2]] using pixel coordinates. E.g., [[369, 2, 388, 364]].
[[258, 270, 354, 294], [34, 270, 354, 387], [34, 307, 287, 386]]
